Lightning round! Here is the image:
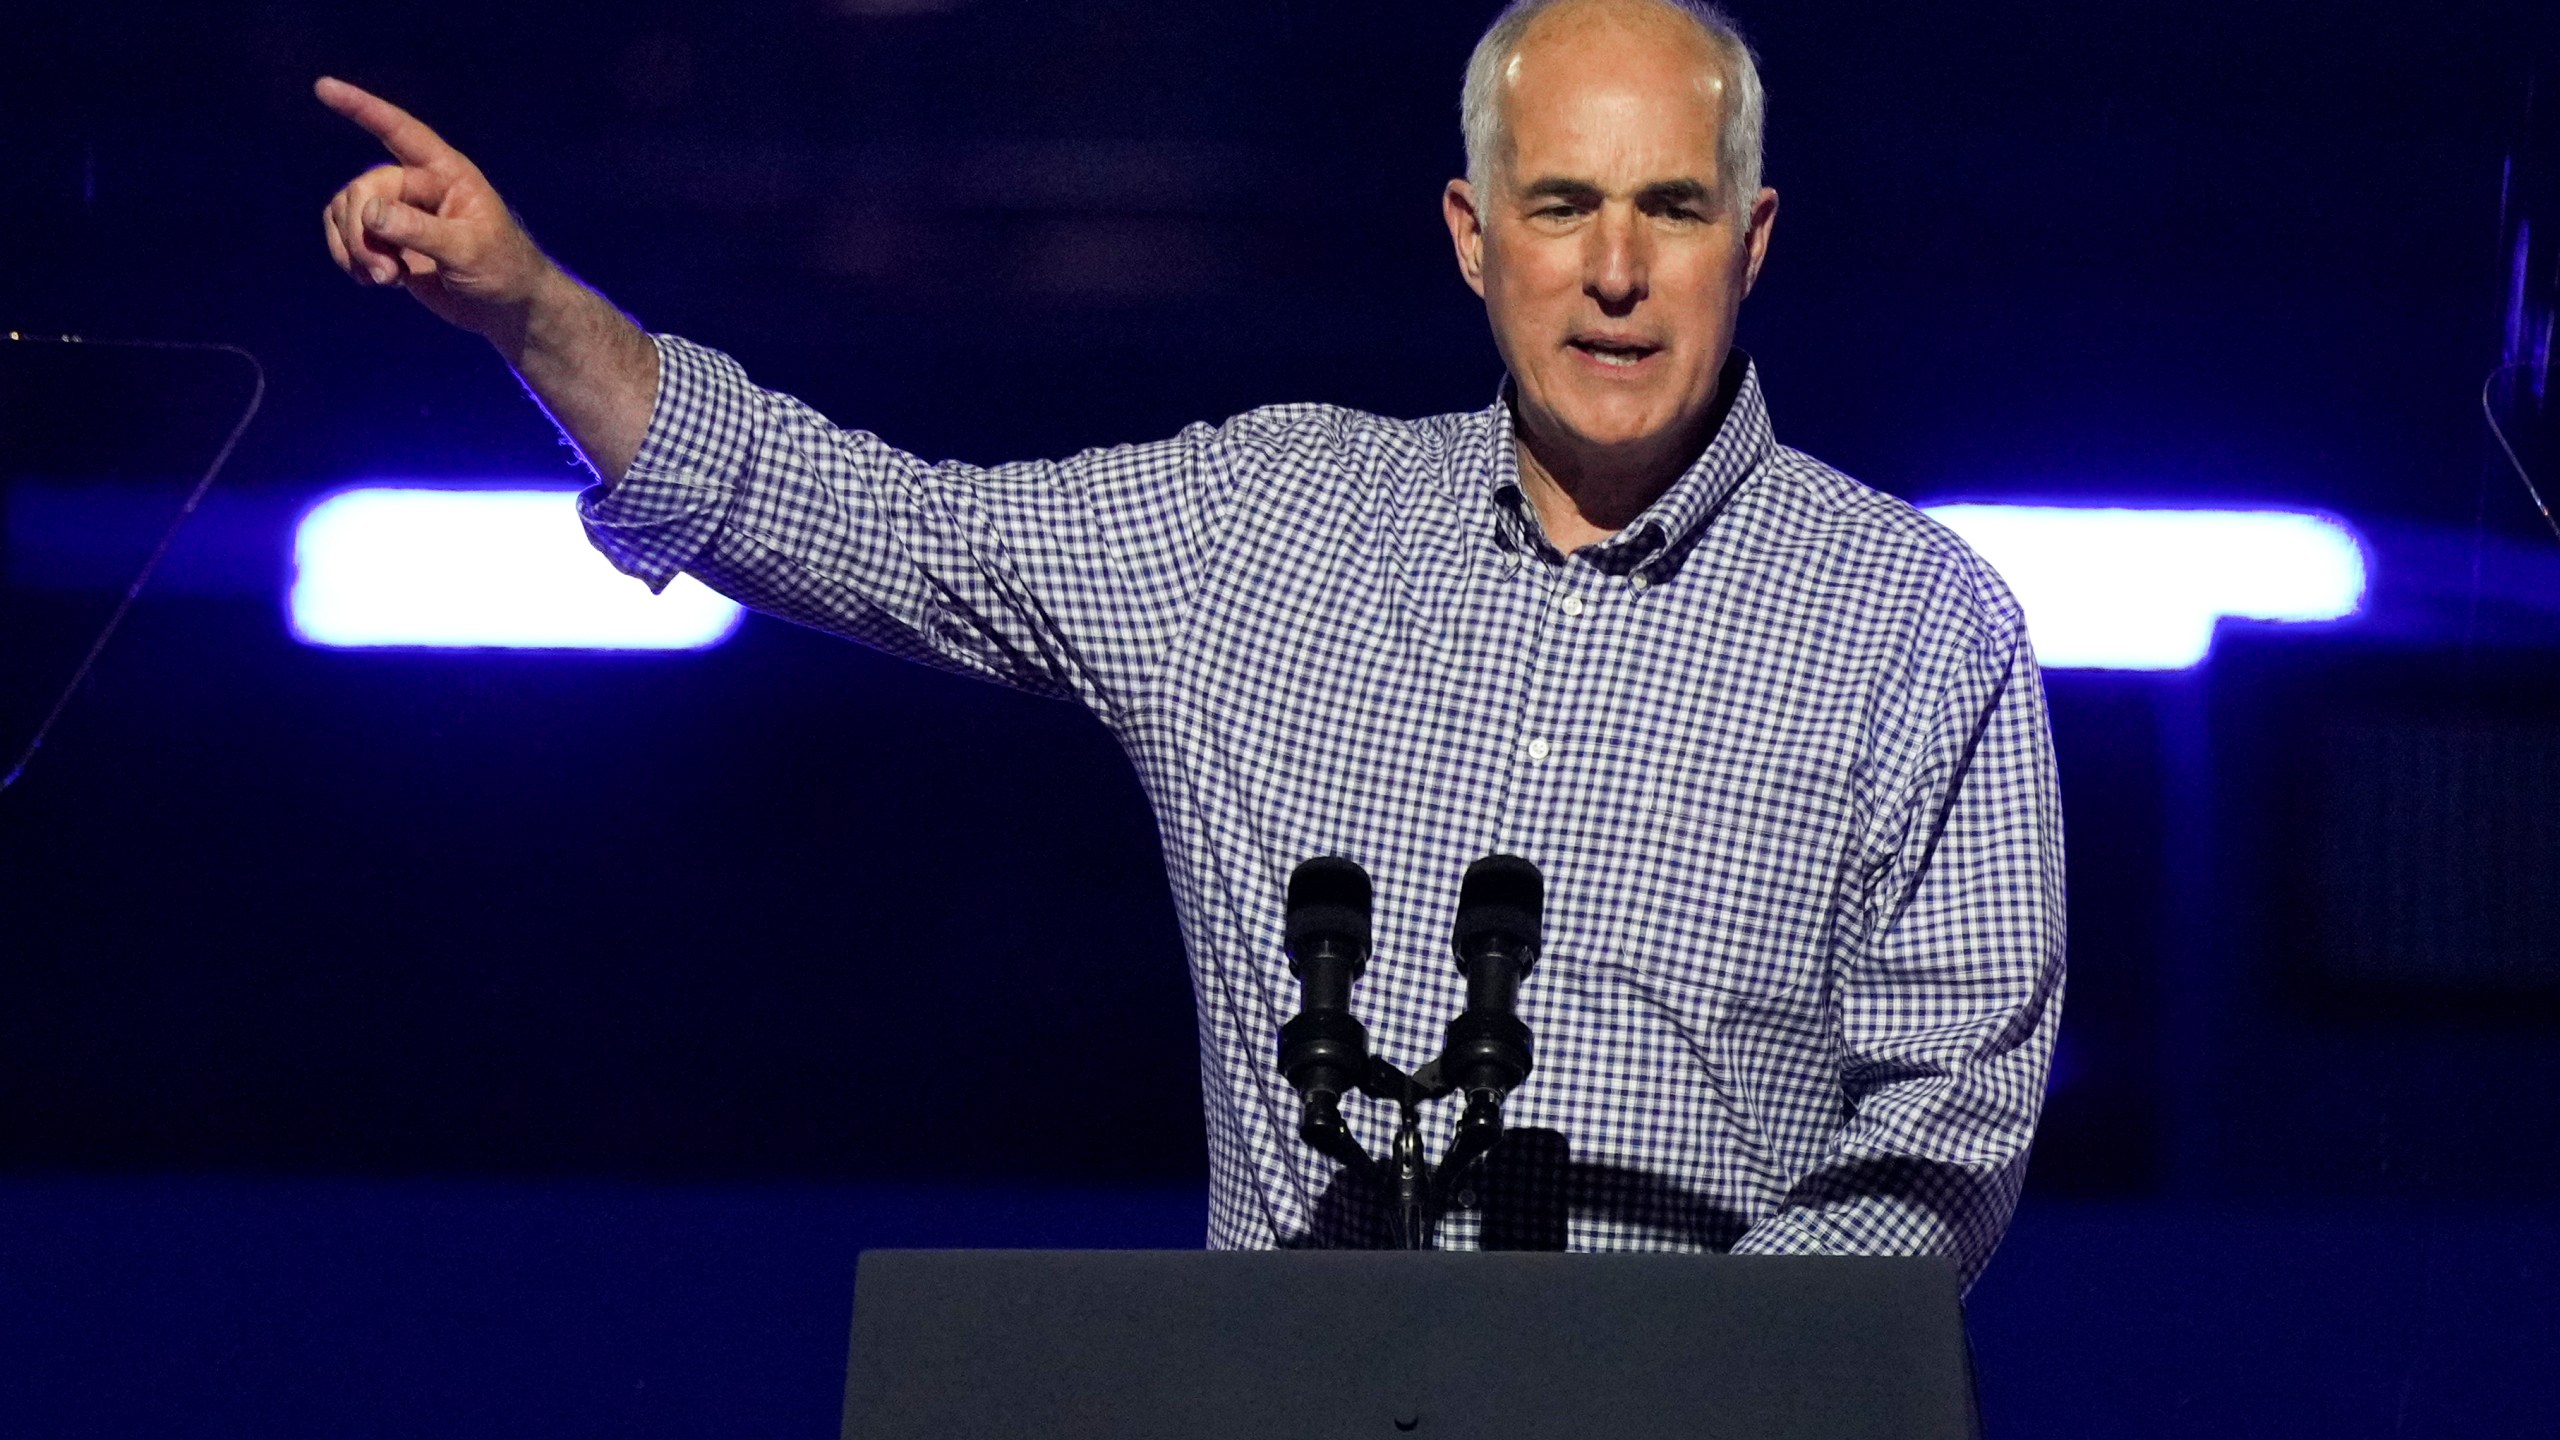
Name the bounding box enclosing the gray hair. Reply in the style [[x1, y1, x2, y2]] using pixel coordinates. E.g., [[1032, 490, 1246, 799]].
[[1460, 0, 1766, 224]]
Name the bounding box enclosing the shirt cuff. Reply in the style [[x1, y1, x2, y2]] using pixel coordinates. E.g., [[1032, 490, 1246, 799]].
[[1728, 1211, 1827, 1258], [576, 334, 759, 593]]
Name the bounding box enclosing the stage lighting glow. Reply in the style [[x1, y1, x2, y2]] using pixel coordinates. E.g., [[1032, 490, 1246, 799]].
[[1921, 505, 2366, 670], [290, 486, 741, 650]]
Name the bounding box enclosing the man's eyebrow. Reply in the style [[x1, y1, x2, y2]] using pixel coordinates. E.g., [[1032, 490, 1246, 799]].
[[1514, 177, 1719, 208], [1517, 177, 1604, 205], [1635, 178, 1717, 208]]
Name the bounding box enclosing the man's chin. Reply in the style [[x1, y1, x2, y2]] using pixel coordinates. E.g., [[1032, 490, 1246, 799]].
[[1544, 403, 1684, 458]]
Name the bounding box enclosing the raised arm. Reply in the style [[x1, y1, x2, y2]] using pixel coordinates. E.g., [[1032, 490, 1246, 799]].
[[315, 79, 1280, 721], [315, 77, 657, 482]]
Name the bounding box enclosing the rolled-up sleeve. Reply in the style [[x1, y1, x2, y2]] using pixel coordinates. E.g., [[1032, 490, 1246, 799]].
[[577, 333, 763, 591], [1728, 555, 2067, 1287], [580, 334, 1261, 718]]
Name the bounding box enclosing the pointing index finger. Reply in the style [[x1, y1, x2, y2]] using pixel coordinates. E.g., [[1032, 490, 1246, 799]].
[[314, 76, 460, 170]]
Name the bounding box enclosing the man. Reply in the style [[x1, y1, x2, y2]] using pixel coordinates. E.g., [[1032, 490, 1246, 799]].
[[318, 0, 2063, 1278]]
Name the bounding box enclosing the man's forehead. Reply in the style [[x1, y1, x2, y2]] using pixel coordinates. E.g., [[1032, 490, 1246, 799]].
[[1499, 1, 1728, 173], [1504, 0, 1729, 99]]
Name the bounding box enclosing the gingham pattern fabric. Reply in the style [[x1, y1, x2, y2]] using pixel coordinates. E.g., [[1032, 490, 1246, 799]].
[[581, 334, 2065, 1283]]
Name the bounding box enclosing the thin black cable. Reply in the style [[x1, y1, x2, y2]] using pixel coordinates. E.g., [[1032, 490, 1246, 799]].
[[2483, 361, 2560, 544], [1, 332, 267, 795]]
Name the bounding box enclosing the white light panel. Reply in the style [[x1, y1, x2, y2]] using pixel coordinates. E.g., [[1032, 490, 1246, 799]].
[[1922, 504, 2367, 670], [285, 490, 2359, 666], [290, 486, 742, 651]]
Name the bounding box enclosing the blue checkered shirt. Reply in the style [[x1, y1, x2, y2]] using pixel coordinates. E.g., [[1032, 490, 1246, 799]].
[[581, 335, 2065, 1282]]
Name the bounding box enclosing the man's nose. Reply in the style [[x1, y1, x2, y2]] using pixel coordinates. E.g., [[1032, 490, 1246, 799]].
[[1583, 205, 1649, 316]]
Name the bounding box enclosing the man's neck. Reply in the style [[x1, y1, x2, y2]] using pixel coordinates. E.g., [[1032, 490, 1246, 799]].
[[1508, 352, 1746, 556], [1513, 421, 1701, 556]]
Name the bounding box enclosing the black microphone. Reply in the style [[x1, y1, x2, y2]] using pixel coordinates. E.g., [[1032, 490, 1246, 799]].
[[1443, 854, 1544, 1097], [1277, 856, 1373, 1102]]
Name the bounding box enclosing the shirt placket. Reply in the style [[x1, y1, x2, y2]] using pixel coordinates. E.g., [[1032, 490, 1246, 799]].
[[1494, 542, 1608, 859], [1439, 528, 1610, 1250]]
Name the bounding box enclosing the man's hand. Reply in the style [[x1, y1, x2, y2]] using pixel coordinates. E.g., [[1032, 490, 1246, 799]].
[[315, 76, 659, 482], [315, 77, 553, 342]]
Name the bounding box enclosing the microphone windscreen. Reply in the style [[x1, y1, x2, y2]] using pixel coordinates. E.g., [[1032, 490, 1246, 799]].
[[1285, 856, 1372, 956], [1453, 853, 1543, 957]]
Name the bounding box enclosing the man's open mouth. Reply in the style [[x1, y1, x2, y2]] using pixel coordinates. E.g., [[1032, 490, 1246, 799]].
[[1568, 338, 1661, 368]]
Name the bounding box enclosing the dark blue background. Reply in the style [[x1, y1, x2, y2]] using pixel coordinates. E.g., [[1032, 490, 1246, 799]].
[[5, 1, 2559, 1433]]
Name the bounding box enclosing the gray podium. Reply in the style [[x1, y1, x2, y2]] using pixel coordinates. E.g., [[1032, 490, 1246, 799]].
[[840, 1250, 1979, 1439]]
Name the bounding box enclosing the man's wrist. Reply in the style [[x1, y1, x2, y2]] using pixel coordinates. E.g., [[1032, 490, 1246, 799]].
[[490, 262, 597, 375], [509, 270, 657, 484]]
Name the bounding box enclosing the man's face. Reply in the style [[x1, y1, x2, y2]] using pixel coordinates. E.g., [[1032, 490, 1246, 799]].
[[1446, 3, 1777, 476]]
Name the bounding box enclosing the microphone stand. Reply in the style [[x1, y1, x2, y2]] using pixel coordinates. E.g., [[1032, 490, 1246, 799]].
[[1329, 1055, 1465, 1251], [1296, 1024, 1514, 1250], [1278, 855, 1542, 1251]]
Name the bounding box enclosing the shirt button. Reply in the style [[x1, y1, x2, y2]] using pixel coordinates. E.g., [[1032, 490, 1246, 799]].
[[1525, 737, 1551, 761], [1628, 572, 1651, 591], [1558, 593, 1586, 617]]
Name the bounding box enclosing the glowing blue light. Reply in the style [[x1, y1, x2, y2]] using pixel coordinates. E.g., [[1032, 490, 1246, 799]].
[[290, 486, 742, 651], [1921, 505, 2367, 670]]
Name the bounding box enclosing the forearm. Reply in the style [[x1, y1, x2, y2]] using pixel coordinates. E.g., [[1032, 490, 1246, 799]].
[[1728, 1139, 2033, 1287], [1728, 944, 2054, 1289], [494, 266, 659, 486]]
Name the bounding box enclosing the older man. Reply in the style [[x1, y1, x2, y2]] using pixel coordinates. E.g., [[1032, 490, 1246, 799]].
[[319, 0, 2062, 1279]]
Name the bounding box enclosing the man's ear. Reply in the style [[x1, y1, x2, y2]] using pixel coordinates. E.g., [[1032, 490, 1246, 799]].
[[1444, 179, 1488, 299], [1740, 186, 1779, 297]]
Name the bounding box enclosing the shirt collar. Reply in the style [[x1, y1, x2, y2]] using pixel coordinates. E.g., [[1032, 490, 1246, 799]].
[[1485, 349, 1774, 573]]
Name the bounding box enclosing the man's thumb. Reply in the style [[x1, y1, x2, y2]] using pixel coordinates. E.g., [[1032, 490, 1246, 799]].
[[361, 198, 461, 260]]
